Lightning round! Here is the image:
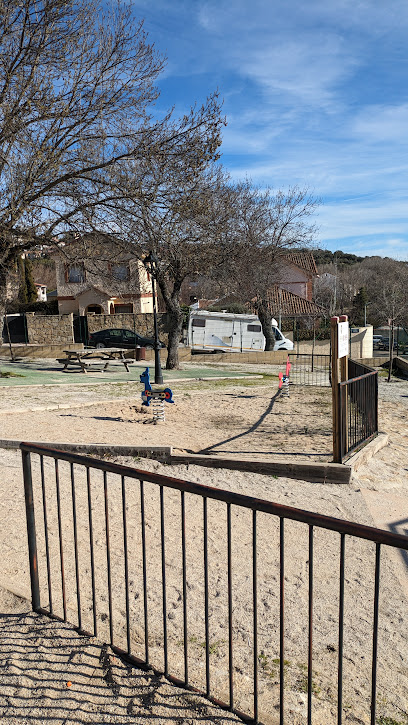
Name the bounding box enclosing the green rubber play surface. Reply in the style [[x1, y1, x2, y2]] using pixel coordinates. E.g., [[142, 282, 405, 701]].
[[0, 360, 255, 386]]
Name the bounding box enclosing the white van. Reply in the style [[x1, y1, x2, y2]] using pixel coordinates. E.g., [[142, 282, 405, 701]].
[[187, 310, 293, 353]]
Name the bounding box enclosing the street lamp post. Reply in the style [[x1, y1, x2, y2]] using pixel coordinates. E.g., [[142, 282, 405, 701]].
[[145, 252, 163, 385]]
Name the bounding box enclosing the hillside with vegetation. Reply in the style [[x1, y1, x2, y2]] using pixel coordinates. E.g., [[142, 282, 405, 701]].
[[313, 250, 408, 329]]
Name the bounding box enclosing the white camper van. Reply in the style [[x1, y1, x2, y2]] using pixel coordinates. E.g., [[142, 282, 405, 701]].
[[187, 310, 293, 353]]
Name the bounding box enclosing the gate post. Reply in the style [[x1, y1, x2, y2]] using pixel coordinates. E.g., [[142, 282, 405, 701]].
[[331, 316, 349, 463], [331, 317, 340, 462], [22, 449, 40, 610]]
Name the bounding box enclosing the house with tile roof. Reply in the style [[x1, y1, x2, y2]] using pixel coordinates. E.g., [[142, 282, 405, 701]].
[[192, 250, 322, 321], [278, 250, 318, 302], [52, 237, 153, 316]]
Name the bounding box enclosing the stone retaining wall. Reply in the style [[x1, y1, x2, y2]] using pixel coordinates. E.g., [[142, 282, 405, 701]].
[[394, 356, 408, 377], [25, 313, 74, 344], [86, 312, 167, 340], [22, 312, 168, 345], [177, 348, 290, 364], [0, 343, 82, 358]]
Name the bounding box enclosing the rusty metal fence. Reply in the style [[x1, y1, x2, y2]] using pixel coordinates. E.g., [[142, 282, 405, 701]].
[[339, 360, 378, 462], [289, 353, 331, 387], [21, 443, 407, 725]]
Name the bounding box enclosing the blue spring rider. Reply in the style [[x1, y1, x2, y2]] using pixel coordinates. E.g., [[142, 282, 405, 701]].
[[140, 367, 174, 407]]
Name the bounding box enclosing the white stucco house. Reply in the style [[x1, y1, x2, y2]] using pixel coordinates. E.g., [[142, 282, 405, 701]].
[[52, 238, 154, 316]]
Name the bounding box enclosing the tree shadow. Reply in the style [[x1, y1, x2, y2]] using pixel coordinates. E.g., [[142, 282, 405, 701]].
[[387, 516, 408, 571], [0, 610, 241, 723], [198, 389, 282, 455]]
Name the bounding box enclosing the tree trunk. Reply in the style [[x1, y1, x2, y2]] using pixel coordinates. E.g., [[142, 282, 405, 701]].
[[166, 302, 183, 369], [0, 264, 8, 337], [0, 266, 15, 361], [257, 301, 275, 351], [387, 320, 394, 383]]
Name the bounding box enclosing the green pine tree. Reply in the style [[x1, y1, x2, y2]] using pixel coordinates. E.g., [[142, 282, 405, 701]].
[[353, 287, 369, 325], [17, 256, 28, 304], [24, 258, 38, 303]]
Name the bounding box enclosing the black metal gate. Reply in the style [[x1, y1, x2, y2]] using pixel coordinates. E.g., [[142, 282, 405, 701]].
[[339, 360, 378, 461], [73, 315, 88, 344], [2, 313, 28, 343]]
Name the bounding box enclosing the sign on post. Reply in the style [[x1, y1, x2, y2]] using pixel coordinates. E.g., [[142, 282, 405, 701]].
[[331, 315, 349, 463], [337, 320, 349, 359]]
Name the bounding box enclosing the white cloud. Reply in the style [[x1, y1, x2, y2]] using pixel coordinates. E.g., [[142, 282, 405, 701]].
[[317, 198, 408, 257], [196, 0, 408, 109], [351, 104, 408, 143], [237, 37, 357, 109]]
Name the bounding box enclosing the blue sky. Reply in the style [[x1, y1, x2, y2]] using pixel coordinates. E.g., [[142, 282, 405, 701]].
[[130, 0, 408, 260]]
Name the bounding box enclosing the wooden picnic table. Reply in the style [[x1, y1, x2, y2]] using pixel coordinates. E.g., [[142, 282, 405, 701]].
[[58, 348, 134, 373]]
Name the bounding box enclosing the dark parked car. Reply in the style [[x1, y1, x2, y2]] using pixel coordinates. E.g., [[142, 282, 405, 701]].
[[377, 336, 407, 353], [87, 328, 165, 349]]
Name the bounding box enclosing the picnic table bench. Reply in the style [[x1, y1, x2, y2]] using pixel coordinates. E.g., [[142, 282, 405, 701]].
[[58, 348, 134, 373]]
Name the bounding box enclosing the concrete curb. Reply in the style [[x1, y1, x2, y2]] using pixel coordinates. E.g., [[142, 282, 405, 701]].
[[0, 399, 140, 415], [170, 454, 351, 484], [0, 374, 263, 394], [0, 440, 172, 461], [0, 437, 350, 483], [346, 432, 389, 472]]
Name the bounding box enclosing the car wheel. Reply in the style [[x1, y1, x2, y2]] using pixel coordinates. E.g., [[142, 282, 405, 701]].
[[96, 342, 106, 349]]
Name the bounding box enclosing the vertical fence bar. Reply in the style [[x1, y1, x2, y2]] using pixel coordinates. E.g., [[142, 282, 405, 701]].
[[370, 543, 381, 725], [374, 372, 378, 433], [22, 450, 40, 611], [160, 485, 168, 677], [103, 471, 113, 646], [40, 455, 52, 614], [70, 463, 81, 630], [121, 475, 131, 654], [280, 517, 285, 725], [337, 534, 345, 725], [227, 502, 234, 710], [181, 491, 188, 686], [55, 459, 67, 621], [86, 466, 97, 637], [203, 496, 210, 697], [339, 384, 344, 462], [140, 480, 149, 664], [308, 525, 314, 725], [253, 510, 258, 723]]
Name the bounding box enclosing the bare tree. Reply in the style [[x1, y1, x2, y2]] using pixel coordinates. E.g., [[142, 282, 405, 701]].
[[110, 111, 236, 367], [362, 258, 408, 379], [0, 0, 165, 322], [224, 185, 319, 349]]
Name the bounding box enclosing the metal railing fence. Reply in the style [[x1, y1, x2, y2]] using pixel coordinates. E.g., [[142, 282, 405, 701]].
[[288, 352, 331, 387], [339, 361, 378, 461], [21, 443, 407, 725]]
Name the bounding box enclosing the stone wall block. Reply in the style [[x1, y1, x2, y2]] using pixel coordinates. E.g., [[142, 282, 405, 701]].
[[26, 314, 74, 345]]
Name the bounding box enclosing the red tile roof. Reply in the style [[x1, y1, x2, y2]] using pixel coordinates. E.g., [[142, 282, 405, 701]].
[[285, 251, 318, 277], [251, 286, 325, 317]]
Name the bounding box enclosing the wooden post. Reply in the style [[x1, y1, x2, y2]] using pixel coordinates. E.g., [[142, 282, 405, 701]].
[[331, 317, 340, 463], [332, 315, 349, 463], [339, 315, 348, 383], [339, 315, 348, 461]]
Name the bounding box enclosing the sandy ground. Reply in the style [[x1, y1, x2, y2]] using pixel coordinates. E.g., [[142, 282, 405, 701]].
[[0, 368, 407, 724], [1, 380, 333, 462]]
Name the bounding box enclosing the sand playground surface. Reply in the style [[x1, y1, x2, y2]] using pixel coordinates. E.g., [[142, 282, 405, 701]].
[[0, 364, 407, 724], [1, 373, 333, 462]]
